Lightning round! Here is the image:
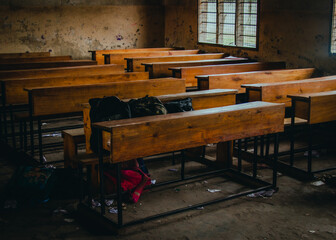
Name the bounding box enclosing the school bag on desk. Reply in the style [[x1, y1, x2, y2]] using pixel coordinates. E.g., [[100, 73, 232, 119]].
[[89, 96, 131, 153]]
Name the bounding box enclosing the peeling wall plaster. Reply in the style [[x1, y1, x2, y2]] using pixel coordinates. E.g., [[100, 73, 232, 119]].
[[164, 0, 336, 75], [0, 1, 164, 59]]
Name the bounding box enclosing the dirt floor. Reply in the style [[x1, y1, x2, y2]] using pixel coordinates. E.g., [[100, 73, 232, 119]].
[[0, 119, 335, 240]]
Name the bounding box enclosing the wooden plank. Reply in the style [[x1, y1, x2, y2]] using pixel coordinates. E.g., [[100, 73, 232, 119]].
[[104, 50, 200, 67], [243, 76, 336, 107], [3, 72, 149, 105], [26, 78, 186, 116], [93, 101, 285, 163], [144, 58, 250, 78], [0, 55, 72, 64], [89, 47, 180, 65], [288, 90, 336, 124], [171, 62, 286, 87], [0, 52, 50, 59], [0, 64, 125, 80], [0, 60, 97, 71], [127, 53, 229, 72], [197, 68, 315, 93]]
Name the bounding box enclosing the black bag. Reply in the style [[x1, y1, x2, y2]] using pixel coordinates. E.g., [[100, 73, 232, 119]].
[[164, 97, 193, 113], [128, 95, 167, 117], [89, 96, 131, 153]]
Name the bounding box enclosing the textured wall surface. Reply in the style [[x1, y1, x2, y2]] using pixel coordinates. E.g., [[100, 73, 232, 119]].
[[0, 0, 164, 59], [164, 0, 336, 75]]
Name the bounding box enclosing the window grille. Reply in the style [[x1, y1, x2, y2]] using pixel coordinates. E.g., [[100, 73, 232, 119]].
[[198, 0, 258, 48]]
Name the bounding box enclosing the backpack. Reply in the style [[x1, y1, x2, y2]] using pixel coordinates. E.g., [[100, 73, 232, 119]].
[[164, 97, 193, 113], [128, 95, 167, 117], [89, 96, 131, 153], [5, 166, 57, 205]]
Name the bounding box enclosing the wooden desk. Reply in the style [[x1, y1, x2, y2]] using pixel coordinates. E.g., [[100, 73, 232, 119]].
[[95, 101, 285, 163], [287, 90, 336, 177], [143, 57, 250, 78], [288, 91, 336, 124], [0, 52, 50, 59], [242, 76, 336, 107], [88, 101, 284, 227], [170, 62, 286, 87], [81, 89, 238, 153], [197, 68, 315, 93], [126, 53, 228, 72], [0, 55, 72, 64], [0, 60, 97, 71], [89, 47, 181, 65], [104, 50, 200, 67], [0, 64, 125, 80], [24, 78, 186, 162], [1, 72, 149, 105]]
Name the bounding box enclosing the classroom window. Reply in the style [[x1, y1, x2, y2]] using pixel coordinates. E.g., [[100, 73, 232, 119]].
[[198, 0, 258, 49], [331, 0, 336, 53]]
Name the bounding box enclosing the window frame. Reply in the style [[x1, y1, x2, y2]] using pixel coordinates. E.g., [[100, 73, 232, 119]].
[[197, 0, 260, 51], [330, 0, 336, 55]]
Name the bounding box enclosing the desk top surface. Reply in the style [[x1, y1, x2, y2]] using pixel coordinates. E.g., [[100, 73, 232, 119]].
[[242, 76, 336, 89], [93, 101, 284, 131], [80, 89, 238, 109], [287, 90, 336, 100]]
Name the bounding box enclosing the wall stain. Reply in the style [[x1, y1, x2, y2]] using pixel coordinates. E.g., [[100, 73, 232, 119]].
[[116, 34, 124, 41]]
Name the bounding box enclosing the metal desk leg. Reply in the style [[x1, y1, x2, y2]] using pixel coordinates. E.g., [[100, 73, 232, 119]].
[[116, 163, 123, 227], [253, 137, 258, 178], [237, 139, 242, 171], [290, 102, 296, 166], [181, 150, 185, 180], [19, 120, 23, 149], [273, 133, 279, 188], [10, 105, 16, 149], [97, 129, 106, 216], [38, 119, 43, 163], [23, 121, 27, 152], [308, 124, 313, 174]]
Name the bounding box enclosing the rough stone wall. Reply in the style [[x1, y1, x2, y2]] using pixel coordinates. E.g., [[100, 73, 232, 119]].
[[164, 0, 336, 75], [0, 0, 164, 59]]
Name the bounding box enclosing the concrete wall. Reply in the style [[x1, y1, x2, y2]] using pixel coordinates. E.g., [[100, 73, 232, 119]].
[[164, 0, 336, 75], [0, 0, 164, 59]]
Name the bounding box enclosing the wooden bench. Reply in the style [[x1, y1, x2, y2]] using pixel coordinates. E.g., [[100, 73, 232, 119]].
[[0, 60, 97, 71], [0, 52, 50, 59], [0, 55, 72, 64], [197, 68, 316, 93], [88, 101, 285, 226], [242, 76, 336, 107], [287, 90, 336, 177], [0, 64, 125, 80], [89, 47, 181, 65], [126, 53, 229, 72], [170, 62, 286, 87], [104, 49, 200, 67], [24, 78, 186, 162], [143, 57, 250, 78]]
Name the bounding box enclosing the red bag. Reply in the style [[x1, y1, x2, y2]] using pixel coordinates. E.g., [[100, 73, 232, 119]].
[[104, 169, 151, 203]]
